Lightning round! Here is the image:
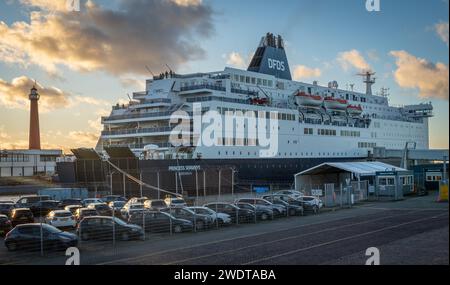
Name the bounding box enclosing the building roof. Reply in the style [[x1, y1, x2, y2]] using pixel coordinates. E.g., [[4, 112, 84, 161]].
[[295, 161, 408, 177]]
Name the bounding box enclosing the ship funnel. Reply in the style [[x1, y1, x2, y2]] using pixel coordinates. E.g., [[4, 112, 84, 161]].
[[247, 33, 292, 80]]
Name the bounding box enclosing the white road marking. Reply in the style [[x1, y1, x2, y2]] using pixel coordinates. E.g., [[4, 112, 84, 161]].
[[98, 209, 424, 265], [163, 210, 424, 265], [243, 212, 448, 265]]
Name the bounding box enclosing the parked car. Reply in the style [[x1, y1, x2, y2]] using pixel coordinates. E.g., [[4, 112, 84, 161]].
[[64, 205, 83, 215], [121, 203, 146, 220], [45, 210, 76, 229], [262, 194, 304, 216], [128, 211, 193, 233], [10, 208, 34, 226], [108, 201, 126, 217], [74, 207, 98, 222], [161, 207, 212, 230], [82, 198, 104, 207], [144, 199, 168, 211], [235, 198, 287, 217], [87, 203, 113, 216], [203, 202, 254, 223], [29, 200, 60, 217], [187, 206, 232, 225], [0, 202, 15, 217], [164, 197, 187, 209], [298, 196, 323, 213], [102, 195, 127, 203], [128, 197, 149, 205], [234, 202, 274, 221], [15, 195, 50, 208], [4, 223, 78, 251], [275, 190, 304, 199], [0, 214, 12, 236], [77, 216, 143, 241], [59, 199, 83, 208]]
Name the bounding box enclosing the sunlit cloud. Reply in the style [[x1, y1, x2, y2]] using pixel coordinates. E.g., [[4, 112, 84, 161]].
[[337, 49, 371, 71], [0, 125, 11, 140], [68, 131, 99, 146], [0, 0, 214, 77], [292, 65, 321, 80], [0, 76, 70, 111], [0, 75, 109, 112], [390, 50, 449, 100]]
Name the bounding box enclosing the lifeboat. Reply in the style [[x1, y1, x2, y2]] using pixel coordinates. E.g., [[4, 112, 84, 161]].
[[347, 104, 363, 116], [324, 96, 348, 110], [295, 92, 323, 107]]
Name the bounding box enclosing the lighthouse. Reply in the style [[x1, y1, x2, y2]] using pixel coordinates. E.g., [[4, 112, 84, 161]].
[[28, 84, 41, 150]]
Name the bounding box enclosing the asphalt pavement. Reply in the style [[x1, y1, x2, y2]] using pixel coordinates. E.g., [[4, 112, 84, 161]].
[[0, 194, 448, 265]]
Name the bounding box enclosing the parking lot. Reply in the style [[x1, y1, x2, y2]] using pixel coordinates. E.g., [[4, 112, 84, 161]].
[[0, 194, 448, 265]]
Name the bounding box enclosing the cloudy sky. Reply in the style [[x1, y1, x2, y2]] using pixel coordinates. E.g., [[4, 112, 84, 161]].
[[0, 0, 448, 153]]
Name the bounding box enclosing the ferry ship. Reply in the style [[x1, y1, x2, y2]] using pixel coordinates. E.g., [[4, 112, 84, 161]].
[[97, 33, 433, 184]]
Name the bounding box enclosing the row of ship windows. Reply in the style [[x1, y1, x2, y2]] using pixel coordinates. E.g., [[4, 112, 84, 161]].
[[232, 74, 274, 88], [217, 107, 296, 121], [374, 121, 423, 129], [358, 142, 376, 148], [218, 138, 304, 146], [304, 128, 361, 137], [217, 151, 359, 157]]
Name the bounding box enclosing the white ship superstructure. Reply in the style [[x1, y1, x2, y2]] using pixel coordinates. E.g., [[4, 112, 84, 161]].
[[98, 33, 432, 165]]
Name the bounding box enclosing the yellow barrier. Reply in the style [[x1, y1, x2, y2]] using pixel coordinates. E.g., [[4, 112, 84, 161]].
[[438, 183, 449, 202]]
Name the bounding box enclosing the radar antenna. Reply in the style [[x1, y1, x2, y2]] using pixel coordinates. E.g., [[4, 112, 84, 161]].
[[379, 87, 390, 98]]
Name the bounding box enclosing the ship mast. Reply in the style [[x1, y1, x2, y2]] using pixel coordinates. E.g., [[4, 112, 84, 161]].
[[357, 70, 376, 96]]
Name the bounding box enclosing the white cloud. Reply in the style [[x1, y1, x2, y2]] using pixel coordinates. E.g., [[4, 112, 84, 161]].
[[390, 50, 449, 100], [292, 65, 321, 80], [337, 49, 371, 71], [435, 21, 449, 46], [225, 52, 247, 69], [119, 77, 146, 90]]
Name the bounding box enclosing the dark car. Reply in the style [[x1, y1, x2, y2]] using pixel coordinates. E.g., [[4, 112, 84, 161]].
[[29, 200, 60, 217], [108, 201, 126, 217], [59, 199, 83, 208], [235, 198, 287, 217], [87, 203, 113, 216], [262, 195, 304, 216], [10, 208, 34, 226], [0, 214, 12, 236], [143, 199, 168, 211], [77, 216, 143, 241], [74, 208, 98, 222], [102, 195, 127, 203], [0, 202, 15, 217], [128, 211, 193, 233], [235, 202, 274, 221], [161, 208, 212, 230], [203, 202, 254, 223], [4, 223, 78, 251], [15, 195, 50, 208]]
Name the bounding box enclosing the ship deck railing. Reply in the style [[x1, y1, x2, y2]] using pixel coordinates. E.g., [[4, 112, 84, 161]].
[[102, 126, 172, 136]]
